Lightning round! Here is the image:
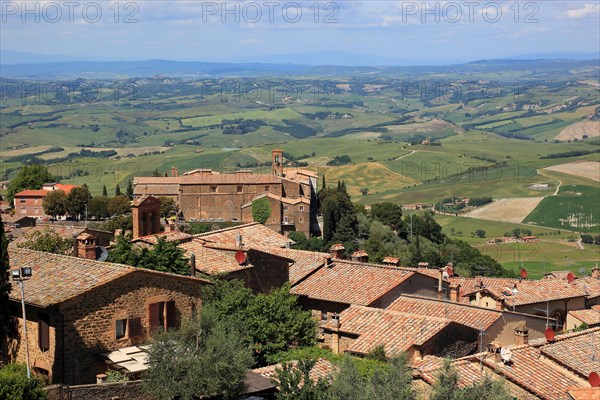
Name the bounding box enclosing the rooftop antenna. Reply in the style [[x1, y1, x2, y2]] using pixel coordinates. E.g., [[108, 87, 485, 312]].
[[534, 300, 550, 328]]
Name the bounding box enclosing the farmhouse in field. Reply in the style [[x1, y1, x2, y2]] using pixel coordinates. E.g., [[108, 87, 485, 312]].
[[12, 183, 80, 220], [133, 149, 319, 237]]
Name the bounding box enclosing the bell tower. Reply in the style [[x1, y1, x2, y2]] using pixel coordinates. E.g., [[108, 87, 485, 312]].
[[271, 149, 283, 177]]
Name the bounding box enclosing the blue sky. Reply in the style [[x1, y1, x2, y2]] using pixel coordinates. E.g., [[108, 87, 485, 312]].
[[1, 1, 599, 64]]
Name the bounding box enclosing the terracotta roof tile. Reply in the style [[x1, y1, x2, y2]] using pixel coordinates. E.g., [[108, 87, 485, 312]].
[[253, 358, 336, 384], [13, 190, 48, 197], [568, 387, 600, 400], [386, 295, 501, 330], [7, 248, 209, 308], [131, 231, 193, 245], [331, 306, 450, 356], [53, 183, 79, 194], [255, 246, 329, 285], [541, 328, 600, 378], [290, 260, 415, 306], [415, 356, 486, 388], [568, 306, 600, 326], [9, 225, 93, 249], [178, 240, 250, 275], [194, 222, 292, 248]]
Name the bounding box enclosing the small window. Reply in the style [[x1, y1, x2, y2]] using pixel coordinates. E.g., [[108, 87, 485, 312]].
[[264, 186, 270, 192], [19, 198, 26, 204], [321, 311, 328, 321], [210, 186, 217, 193], [283, 216, 288, 223], [116, 319, 128, 340], [299, 217, 304, 223], [284, 205, 289, 211], [299, 205, 304, 211], [38, 313, 50, 352], [149, 301, 177, 333], [237, 185, 243, 193]]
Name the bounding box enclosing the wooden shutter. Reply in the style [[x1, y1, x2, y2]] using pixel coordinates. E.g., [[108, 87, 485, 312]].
[[166, 301, 177, 329], [128, 317, 142, 338], [148, 303, 160, 333], [38, 314, 50, 351]]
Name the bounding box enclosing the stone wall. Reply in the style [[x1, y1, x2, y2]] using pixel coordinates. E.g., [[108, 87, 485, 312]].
[[45, 380, 152, 400]]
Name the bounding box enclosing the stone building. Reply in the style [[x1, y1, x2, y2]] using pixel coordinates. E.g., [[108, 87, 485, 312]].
[[3, 248, 209, 385], [133, 150, 319, 237]]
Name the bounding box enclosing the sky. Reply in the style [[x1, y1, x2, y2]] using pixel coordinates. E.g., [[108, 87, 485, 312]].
[[1, 0, 599, 65]]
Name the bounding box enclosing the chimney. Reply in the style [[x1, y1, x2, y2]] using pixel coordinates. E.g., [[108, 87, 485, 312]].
[[190, 253, 196, 277], [96, 374, 107, 384], [514, 324, 529, 346], [593, 262, 600, 278], [329, 244, 345, 260], [450, 283, 461, 302], [171, 166, 179, 177], [330, 314, 340, 354], [77, 233, 98, 260], [437, 268, 444, 299]]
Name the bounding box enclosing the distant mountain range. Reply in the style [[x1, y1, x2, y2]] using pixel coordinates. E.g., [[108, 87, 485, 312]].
[[1, 49, 598, 79]]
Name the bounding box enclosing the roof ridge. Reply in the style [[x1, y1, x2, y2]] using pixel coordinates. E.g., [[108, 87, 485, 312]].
[[349, 304, 452, 323], [192, 222, 260, 238]]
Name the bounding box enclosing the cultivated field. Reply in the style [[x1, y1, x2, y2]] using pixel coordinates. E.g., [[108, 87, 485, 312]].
[[464, 197, 545, 223], [556, 121, 600, 141], [544, 161, 600, 183]]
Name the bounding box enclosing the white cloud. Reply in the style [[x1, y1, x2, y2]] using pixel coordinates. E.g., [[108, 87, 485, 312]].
[[566, 4, 600, 19]]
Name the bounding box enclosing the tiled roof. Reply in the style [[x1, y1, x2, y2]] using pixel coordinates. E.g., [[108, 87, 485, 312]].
[[541, 328, 600, 378], [131, 231, 193, 245], [454, 276, 587, 306], [382, 256, 400, 265], [290, 260, 415, 306], [7, 248, 209, 307], [331, 306, 450, 356], [194, 222, 292, 248], [329, 244, 345, 251], [178, 240, 251, 275], [572, 276, 600, 299], [481, 346, 584, 400], [386, 295, 501, 330], [53, 183, 79, 194], [253, 358, 336, 384], [134, 184, 180, 196], [415, 356, 486, 388], [13, 189, 48, 197], [351, 250, 368, 258], [256, 246, 329, 285], [9, 225, 86, 249], [568, 305, 600, 326], [568, 388, 600, 400]]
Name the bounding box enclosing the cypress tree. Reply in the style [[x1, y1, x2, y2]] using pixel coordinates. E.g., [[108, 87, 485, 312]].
[[102, 185, 108, 197], [126, 180, 134, 199], [115, 184, 121, 196]]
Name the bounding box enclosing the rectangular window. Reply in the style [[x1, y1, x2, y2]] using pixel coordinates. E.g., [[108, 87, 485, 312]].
[[19, 198, 26, 204], [149, 301, 177, 333], [20, 208, 26, 214], [116, 319, 128, 340], [237, 185, 243, 193], [210, 186, 217, 193], [38, 313, 50, 352], [299, 205, 305, 211], [264, 186, 270, 192], [321, 311, 328, 321], [283, 216, 288, 223], [284, 205, 288, 211], [299, 217, 304, 223]]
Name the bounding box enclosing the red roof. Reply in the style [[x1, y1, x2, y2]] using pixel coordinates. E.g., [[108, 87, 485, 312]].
[[53, 183, 79, 194], [14, 190, 48, 197]]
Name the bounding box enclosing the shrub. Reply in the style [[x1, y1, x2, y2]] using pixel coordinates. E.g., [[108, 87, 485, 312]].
[[0, 364, 47, 400]]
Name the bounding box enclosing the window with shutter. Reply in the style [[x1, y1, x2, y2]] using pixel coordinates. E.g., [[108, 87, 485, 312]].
[[38, 313, 50, 352], [115, 319, 127, 340], [148, 303, 160, 332], [166, 301, 177, 329], [128, 317, 142, 338]]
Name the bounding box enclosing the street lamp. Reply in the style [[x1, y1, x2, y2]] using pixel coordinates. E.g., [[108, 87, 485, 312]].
[[11, 267, 33, 379]]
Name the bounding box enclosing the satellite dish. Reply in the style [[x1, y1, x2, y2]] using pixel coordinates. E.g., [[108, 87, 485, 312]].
[[589, 372, 600, 387], [520, 268, 528, 279], [446, 266, 454, 277], [567, 272, 576, 283], [500, 347, 512, 362], [545, 327, 555, 342], [235, 250, 247, 265], [97, 246, 109, 262]]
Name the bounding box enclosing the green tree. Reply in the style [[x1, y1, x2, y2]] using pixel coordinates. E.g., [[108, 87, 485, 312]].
[[102, 184, 108, 197], [158, 197, 177, 219], [126, 180, 134, 199], [115, 184, 121, 196], [107, 195, 131, 216], [275, 359, 330, 400], [42, 189, 67, 219], [207, 279, 316, 367], [364, 220, 405, 263], [66, 185, 92, 219], [288, 231, 325, 252], [6, 164, 54, 204], [430, 360, 512, 400], [474, 229, 486, 238], [88, 196, 111, 219], [98, 215, 133, 234], [152, 168, 161, 177], [252, 197, 272, 224], [107, 234, 142, 266], [320, 185, 358, 245], [0, 215, 12, 352], [108, 235, 190, 275], [16, 227, 72, 254], [371, 202, 403, 232], [143, 306, 253, 400], [0, 363, 47, 400]]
